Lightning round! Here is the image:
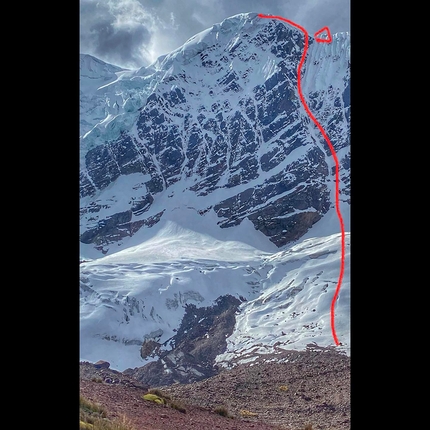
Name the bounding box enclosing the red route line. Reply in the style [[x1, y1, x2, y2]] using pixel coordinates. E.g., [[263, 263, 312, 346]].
[[257, 13, 345, 346]]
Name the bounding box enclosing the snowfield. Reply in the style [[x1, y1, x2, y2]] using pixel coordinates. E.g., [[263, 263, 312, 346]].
[[80, 204, 349, 371], [79, 12, 350, 372]]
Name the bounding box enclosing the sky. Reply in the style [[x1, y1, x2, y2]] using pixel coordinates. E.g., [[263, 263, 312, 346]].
[[80, 0, 350, 70]]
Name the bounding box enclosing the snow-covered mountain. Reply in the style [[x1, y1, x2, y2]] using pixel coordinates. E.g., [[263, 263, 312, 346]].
[[80, 12, 350, 377]]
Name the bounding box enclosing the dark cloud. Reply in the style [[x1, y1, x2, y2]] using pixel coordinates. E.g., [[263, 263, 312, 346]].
[[80, 0, 350, 69], [80, 0, 154, 69], [89, 19, 151, 67]]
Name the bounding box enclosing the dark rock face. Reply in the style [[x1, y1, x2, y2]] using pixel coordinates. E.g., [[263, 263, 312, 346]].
[[80, 210, 132, 245], [129, 295, 242, 386], [80, 15, 350, 252], [94, 360, 110, 369], [213, 145, 331, 247]]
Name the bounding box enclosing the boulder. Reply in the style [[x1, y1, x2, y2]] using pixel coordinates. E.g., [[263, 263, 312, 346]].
[[94, 360, 110, 369]]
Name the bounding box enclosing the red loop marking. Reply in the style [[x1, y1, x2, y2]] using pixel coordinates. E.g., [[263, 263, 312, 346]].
[[314, 26, 332, 43]]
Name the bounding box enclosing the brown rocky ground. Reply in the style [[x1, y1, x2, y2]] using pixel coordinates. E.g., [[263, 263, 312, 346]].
[[80, 347, 350, 430]]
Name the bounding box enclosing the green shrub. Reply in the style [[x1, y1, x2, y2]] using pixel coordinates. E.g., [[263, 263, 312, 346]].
[[142, 391, 186, 413], [240, 409, 258, 417], [80, 395, 107, 418], [80, 395, 135, 430], [147, 388, 171, 401], [142, 393, 165, 405]]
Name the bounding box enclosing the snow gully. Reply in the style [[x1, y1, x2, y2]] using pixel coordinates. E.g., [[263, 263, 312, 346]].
[[257, 13, 346, 346]]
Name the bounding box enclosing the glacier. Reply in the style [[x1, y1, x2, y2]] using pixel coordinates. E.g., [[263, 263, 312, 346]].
[[79, 12, 350, 373]]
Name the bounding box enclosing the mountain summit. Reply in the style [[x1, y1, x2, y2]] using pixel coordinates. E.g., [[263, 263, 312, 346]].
[[80, 12, 350, 255], [80, 12, 350, 374]]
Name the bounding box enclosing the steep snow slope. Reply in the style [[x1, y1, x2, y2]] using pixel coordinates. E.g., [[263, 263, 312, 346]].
[[79, 12, 350, 253], [80, 55, 127, 140], [79, 12, 350, 371]]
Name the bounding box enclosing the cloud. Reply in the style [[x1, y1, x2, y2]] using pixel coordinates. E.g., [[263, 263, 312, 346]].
[[293, 0, 350, 36], [80, 0, 157, 68], [80, 0, 350, 69]]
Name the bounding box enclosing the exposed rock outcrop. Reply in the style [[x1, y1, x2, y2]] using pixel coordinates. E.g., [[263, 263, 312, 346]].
[[79, 14, 350, 254], [126, 295, 243, 386]]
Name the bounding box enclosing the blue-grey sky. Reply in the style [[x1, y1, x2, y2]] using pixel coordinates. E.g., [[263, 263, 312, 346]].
[[80, 0, 350, 69]]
